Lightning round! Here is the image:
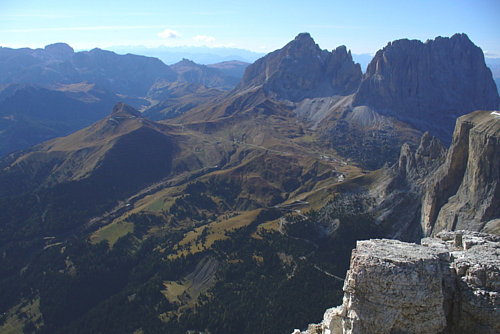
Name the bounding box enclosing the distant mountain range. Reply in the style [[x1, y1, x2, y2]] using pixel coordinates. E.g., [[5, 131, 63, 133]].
[[0, 34, 497, 160], [0, 43, 176, 97], [104, 44, 500, 91], [170, 32, 498, 168], [106, 45, 264, 65], [0, 44, 249, 156], [171, 58, 242, 90]]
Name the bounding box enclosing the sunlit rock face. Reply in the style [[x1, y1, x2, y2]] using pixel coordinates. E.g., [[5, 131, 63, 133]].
[[238, 33, 362, 101], [295, 231, 500, 334], [352, 34, 499, 143], [421, 110, 500, 236]]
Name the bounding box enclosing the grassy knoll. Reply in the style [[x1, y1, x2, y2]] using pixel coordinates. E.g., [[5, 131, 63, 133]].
[[90, 221, 134, 246], [169, 209, 262, 259]]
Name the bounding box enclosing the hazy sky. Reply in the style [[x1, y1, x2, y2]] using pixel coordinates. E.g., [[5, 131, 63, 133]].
[[1, 0, 499, 56]]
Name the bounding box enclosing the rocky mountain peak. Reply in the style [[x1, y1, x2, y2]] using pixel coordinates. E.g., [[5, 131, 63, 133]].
[[172, 58, 198, 68], [396, 132, 445, 182], [237, 33, 362, 101], [415, 131, 445, 160], [397, 143, 417, 178], [431, 32, 471, 45], [111, 102, 142, 118], [44, 42, 74, 60], [285, 32, 320, 53], [293, 32, 314, 42], [169, 57, 239, 90], [352, 34, 499, 144], [332, 45, 348, 56], [327, 45, 362, 95]]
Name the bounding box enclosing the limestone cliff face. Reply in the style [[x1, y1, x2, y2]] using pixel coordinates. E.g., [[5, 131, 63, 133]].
[[369, 110, 498, 240], [237, 33, 362, 101], [294, 231, 500, 334], [421, 110, 500, 236], [352, 34, 499, 143], [397, 131, 447, 182], [366, 131, 445, 241]]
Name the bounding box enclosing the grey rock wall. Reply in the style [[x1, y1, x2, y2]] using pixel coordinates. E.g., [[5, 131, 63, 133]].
[[421, 110, 500, 236], [352, 34, 499, 143], [294, 231, 500, 334], [237, 33, 362, 101]]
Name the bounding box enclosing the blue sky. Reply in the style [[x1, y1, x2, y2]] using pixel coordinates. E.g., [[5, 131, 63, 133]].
[[1, 0, 499, 56]]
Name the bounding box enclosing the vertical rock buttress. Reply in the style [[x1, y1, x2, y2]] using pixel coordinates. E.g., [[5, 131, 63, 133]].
[[421, 110, 500, 235]]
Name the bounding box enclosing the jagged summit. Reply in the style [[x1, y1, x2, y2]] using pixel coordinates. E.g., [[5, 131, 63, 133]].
[[237, 32, 361, 101], [333, 45, 348, 54], [428, 32, 471, 44], [293, 32, 314, 41], [286, 32, 320, 51], [352, 33, 499, 143], [111, 102, 142, 118], [172, 58, 198, 67], [396, 131, 446, 182]]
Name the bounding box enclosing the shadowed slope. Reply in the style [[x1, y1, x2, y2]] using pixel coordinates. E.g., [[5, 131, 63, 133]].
[[0, 103, 177, 237]]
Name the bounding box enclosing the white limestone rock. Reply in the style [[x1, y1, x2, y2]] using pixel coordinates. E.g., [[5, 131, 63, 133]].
[[295, 231, 500, 334]]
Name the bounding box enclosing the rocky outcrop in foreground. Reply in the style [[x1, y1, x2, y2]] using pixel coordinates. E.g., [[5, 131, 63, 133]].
[[294, 231, 500, 334]]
